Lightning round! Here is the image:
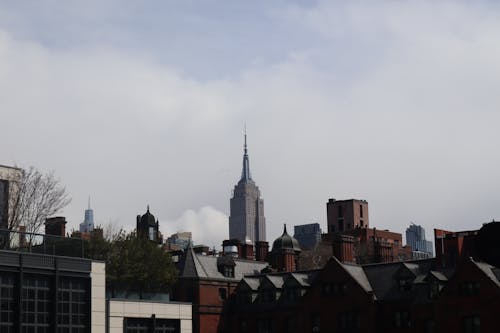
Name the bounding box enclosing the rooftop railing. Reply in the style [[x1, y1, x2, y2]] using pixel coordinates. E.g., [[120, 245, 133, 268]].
[[0, 228, 85, 258]]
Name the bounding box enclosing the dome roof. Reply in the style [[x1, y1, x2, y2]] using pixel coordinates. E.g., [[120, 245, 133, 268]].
[[140, 206, 157, 226], [272, 224, 301, 253]]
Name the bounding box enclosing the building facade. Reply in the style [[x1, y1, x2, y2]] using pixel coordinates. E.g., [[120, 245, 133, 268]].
[[229, 133, 266, 244], [327, 198, 369, 233], [0, 165, 23, 230], [293, 223, 321, 250], [406, 223, 433, 258]]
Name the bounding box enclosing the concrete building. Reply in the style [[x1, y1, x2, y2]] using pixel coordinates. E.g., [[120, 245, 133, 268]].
[[0, 164, 23, 230], [0, 229, 192, 333], [166, 232, 192, 251], [229, 133, 266, 244], [406, 223, 433, 258], [293, 223, 321, 250]]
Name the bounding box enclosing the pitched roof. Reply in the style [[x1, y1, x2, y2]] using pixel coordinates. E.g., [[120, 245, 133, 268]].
[[472, 260, 500, 288], [343, 263, 373, 294], [178, 248, 269, 281]]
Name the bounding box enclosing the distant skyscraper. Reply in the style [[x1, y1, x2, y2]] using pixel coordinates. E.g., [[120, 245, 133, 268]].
[[229, 131, 266, 244], [79, 197, 95, 233], [406, 223, 433, 257], [294, 223, 322, 250]]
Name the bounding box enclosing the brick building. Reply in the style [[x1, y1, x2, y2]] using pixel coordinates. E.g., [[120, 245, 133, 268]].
[[174, 245, 269, 333], [226, 255, 500, 332], [325, 198, 411, 265]]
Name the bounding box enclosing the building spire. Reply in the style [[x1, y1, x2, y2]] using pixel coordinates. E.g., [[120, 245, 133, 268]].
[[240, 125, 252, 182]]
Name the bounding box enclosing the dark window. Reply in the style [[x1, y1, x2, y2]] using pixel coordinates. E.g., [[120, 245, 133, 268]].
[[284, 287, 301, 302], [22, 276, 50, 333], [322, 283, 347, 297], [360, 204, 363, 218], [57, 277, 88, 333], [463, 315, 480, 333], [338, 219, 344, 232], [394, 311, 410, 329], [257, 318, 272, 333], [223, 266, 234, 278], [338, 311, 360, 330], [425, 319, 435, 333], [125, 318, 179, 333], [338, 206, 343, 217], [240, 320, 248, 332], [259, 289, 275, 303], [459, 282, 480, 296], [218, 288, 227, 300], [0, 274, 15, 333], [398, 279, 412, 291], [311, 313, 321, 332], [285, 316, 297, 333]]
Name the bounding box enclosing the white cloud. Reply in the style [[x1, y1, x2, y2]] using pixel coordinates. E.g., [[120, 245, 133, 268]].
[[161, 206, 228, 249], [0, 1, 499, 245]]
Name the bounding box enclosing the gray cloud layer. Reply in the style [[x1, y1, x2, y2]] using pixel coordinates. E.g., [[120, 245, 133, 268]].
[[0, 1, 499, 247]]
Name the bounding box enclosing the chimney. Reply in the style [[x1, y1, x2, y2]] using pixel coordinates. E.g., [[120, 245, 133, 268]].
[[241, 243, 254, 260], [332, 234, 355, 264], [255, 241, 269, 261], [45, 217, 67, 237]]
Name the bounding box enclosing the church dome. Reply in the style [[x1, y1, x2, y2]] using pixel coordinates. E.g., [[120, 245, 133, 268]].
[[272, 224, 301, 253], [140, 206, 157, 226]]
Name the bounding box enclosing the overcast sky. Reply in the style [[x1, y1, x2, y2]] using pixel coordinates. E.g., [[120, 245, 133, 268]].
[[1, 1, 499, 248]]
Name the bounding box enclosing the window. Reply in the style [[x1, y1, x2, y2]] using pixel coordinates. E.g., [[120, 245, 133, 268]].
[[322, 283, 347, 297], [360, 204, 363, 218], [284, 287, 302, 302], [125, 318, 180, 333], [149, 226, 156, 241], [311, 313, 321, 332], [459, 282, 480, 296], [394, 311, 410, 329], [463, 316, 480, 333], [0, 274, 15, 333], [398, 279, 412, 292], [338, 205, 343, 217], [223, 266, 234, 278], [259, 289, 275, 303], [257, 318, 273, 333], [218, 288, 227, 300], [240, 320, 248, 332], [338, 311, 360, 330], [285, 317, 297, 333], [57, 277, 88, 333], [22, 276, 50, 333]]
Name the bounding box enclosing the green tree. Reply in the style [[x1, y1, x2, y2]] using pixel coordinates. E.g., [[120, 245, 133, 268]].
[[106, 232, 177, 298]]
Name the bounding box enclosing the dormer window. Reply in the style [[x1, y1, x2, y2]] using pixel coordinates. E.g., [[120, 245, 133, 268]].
[[398, 279, 412, 292], [224, 266, 234, 278], [217, 255, 236, 278]]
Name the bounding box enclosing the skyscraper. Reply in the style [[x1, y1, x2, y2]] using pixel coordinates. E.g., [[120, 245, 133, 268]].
[[79, 196, 95, 233], [406, 223, 433, 257], [229, 132, 266, 244]]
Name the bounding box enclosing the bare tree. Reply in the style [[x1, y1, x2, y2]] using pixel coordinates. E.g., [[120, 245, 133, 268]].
[[8, 166, 71, 234]]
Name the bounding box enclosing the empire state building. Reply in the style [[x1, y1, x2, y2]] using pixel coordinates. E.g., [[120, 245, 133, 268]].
[[229, 133, 266, 244]]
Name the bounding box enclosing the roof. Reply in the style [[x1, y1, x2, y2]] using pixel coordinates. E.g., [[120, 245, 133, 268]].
[[362, 259, 435, 300], [178, 247, 269, 281], [472, 259, 500, 288], [342, 263, 373, 294], [272, 225, 301, 253]]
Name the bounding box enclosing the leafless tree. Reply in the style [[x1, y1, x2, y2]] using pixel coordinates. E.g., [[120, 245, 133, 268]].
[[8, 166, 71, 234]]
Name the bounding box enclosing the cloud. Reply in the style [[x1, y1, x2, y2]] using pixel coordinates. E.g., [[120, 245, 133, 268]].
[[0, 1, 499, 246], [161, 206, 228, 249]]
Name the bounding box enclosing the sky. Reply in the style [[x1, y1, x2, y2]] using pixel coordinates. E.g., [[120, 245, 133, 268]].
[[1, 1, 499, 248]]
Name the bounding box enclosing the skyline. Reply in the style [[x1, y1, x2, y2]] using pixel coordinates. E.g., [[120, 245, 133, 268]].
[[1, 1, 499, 247]]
